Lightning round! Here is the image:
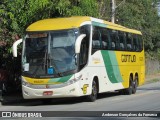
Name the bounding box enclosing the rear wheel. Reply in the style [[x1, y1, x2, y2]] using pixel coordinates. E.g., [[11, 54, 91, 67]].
[[87, 80, 98, 102], [123, 76, 133, 95], [132, 76, 138, 94]]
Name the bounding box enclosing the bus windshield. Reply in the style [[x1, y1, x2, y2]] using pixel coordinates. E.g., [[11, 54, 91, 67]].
[[22, 30, 77, 78]]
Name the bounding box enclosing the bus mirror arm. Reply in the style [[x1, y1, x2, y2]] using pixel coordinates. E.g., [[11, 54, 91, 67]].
[[75, 34, 86, 53], [12, 39, 22, 57]]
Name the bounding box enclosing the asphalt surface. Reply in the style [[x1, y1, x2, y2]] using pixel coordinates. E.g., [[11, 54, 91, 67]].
[[0, 81, 160, 120]]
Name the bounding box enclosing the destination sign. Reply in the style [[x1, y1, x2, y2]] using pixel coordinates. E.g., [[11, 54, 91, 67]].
[[28, 33, 47, 38]]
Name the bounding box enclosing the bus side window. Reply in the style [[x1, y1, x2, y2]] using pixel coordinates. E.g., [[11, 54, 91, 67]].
[[110, 30, 119, 50], [118, 31, 125, 51], [137, 35, 143, 52], [79, 25, 90, 69], [126, 33, 133, 51], [92, 26, 101, 54], [116, 32, 120, 50], [100, 28, 109, 50], [110, 30, 116, 50], [133, 35, 139, 52]]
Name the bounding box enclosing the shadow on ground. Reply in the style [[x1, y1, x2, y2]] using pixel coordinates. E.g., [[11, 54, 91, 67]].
[[0, 92, 122, 106]]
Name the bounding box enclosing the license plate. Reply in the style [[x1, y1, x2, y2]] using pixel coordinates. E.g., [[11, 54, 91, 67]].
[[43, 91, 53, 96]]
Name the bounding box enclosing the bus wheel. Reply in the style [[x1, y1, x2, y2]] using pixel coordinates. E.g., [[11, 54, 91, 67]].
[[0, 81, 7, 95], [87, 80, 98, 102], [124, 76, 133, 95], [132, 76, 138, 94]]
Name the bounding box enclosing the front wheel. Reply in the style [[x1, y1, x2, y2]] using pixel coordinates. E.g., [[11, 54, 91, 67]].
[[87, 80, 98, 102], [0, 81, 7, 96]]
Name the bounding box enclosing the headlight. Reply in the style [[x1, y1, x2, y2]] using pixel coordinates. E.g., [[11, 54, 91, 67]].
[[22, 80, 32, 87], [22, 77, 32, 87]]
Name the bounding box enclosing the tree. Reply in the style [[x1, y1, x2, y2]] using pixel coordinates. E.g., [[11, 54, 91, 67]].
[[0, 0, 100, 85], [115, 0, 160, 53]]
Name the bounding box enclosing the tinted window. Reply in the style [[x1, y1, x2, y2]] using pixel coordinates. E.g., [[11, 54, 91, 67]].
[[92, 26, 101, 54], [110, 30, 119, 50], [126, 33, 133, 51], [119, 31, 126, 51], [100, 28, 109, 50], [133, 35, 139, 51], [137, 35, 143, 51], [79, 25, 90, 68]]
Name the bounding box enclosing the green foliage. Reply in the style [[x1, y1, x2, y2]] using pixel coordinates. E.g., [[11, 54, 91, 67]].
[[115, 0, 160, 54], [0, 0, 99, 39], [0, 0, 99, 64], [98, 0, 111, 20], [54, 0, 99, 17], [5, 0, 53, 35], [1, 0, 160, 60]]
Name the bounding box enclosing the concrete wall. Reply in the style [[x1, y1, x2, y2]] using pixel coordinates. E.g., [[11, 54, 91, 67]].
[[145, 58, 160, 75]]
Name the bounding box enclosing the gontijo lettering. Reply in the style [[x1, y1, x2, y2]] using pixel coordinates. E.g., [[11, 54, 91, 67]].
[[121, 54, 136, 62]]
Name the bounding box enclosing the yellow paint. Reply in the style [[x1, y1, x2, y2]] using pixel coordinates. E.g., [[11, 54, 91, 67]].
[[107, 26, 142, 35], [26, 16, 142, 36], [23, 76, 50, 84], [94, 61, 101, 64], [92, 57, 101, 64], [82, 84, 89, 94], [115, 50, 145, 88], [26, 16, 90, 31]]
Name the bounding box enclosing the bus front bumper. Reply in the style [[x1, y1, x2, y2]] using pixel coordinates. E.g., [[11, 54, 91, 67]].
[[22, 82, 82, 99]]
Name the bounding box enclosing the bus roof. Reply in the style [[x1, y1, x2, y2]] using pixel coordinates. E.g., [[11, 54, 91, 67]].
[[26, 16, 142, 35]]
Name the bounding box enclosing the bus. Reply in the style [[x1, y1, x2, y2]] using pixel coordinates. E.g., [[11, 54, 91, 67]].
[[13, 16, 145, 102]]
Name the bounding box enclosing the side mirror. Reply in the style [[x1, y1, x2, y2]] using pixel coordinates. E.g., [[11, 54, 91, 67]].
[[75, 34, 86, 53], [12, 39, 22, 57]]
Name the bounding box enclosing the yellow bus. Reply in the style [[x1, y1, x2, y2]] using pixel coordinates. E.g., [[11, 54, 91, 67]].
[[13, 16, 145, 102]]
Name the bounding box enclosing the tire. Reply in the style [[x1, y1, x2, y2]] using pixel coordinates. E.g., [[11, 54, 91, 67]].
[[87, 80, 98, 102], [0, 81, 7, 96], [123, 76, 133, 95], [2, 82, 7, 95], [119, 89, 125, 95], [132, 76, 138, 94], [0, 90, 2, 102]]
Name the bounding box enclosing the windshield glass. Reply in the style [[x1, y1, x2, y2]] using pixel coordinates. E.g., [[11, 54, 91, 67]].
[[49, 30, 77, 73], [22, 33, 48, 76], [22, 30, 77, 78]]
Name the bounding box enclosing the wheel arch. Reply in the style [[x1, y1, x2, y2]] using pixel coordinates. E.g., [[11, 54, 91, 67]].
[[93, 76, 99, 93], [135, 72, 139, 86], [130, 73, 133, 82]]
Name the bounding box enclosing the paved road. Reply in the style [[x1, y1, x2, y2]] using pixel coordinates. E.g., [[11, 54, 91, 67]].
[[0, 82, 160, 120]]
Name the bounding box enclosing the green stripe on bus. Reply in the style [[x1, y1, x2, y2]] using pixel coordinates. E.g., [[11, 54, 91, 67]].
[[108, 51, 123, 82], [92, 21, 107, 28], [48, 75, 73, 83], [101, 50, 117, 83], [101, 50, 123, 83]]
